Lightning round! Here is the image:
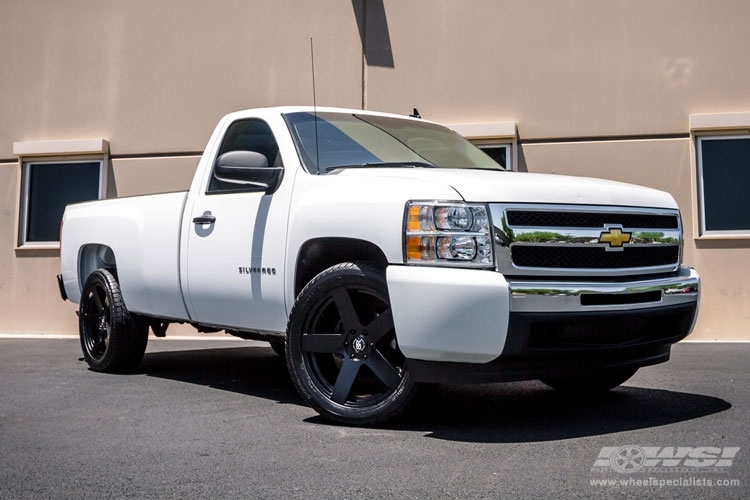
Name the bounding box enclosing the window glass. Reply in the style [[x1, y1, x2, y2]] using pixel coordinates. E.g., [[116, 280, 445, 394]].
[[23, 161, 101, 243], [698, 136, 750, 233], [209, 119, 280, 192], [284, 112, 502, 174]]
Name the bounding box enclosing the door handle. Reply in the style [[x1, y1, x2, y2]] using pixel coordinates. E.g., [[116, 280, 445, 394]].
[[193, 215, 216, 224]]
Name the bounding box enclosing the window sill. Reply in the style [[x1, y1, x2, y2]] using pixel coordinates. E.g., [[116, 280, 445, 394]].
[[693, 234, 750, 250], [15, 243, 61, 252], [695, 234, 750, 241]]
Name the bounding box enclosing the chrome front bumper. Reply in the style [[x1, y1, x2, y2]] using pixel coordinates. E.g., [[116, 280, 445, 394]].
[[388, 265, 699, 365], [508, 266, 700, 314]]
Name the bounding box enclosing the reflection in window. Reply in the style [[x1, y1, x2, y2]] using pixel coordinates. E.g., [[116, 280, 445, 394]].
[[284, 112, 502, 174]]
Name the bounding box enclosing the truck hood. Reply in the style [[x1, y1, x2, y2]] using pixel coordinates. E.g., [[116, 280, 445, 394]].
[[334, 168, 678, 209]]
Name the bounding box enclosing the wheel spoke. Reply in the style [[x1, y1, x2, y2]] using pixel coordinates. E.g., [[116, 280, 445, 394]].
[[301, 333, 345, 354], [91, 288, 105, 315], [331, 288, 361, 331], [365, 350, 402, 389], [331, 359, 361, 404], [92, 334, 106, 354], [363, 308, 394, 343]]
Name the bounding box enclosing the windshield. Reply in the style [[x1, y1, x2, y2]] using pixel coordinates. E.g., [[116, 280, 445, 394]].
[[283, 111, 504, 174]]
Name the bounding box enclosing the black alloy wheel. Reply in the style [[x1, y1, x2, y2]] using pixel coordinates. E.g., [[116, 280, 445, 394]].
[[286, 263, 418, 425], [79, 269, 148, 372]]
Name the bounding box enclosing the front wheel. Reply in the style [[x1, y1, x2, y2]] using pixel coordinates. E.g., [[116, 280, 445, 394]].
[[541, 367, 638, 394], [79, 269, 149, 372], [286, 263, 417, 426], [269, 340, 285, 357]]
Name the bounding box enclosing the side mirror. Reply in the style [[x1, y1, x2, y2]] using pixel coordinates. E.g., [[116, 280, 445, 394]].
[[214, 151, 283, 194]]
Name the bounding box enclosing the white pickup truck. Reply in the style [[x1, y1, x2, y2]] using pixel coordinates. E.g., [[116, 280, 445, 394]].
[[58, 106, 700, 425]]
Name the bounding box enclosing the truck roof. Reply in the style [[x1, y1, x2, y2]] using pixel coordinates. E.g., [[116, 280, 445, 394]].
[[220, 106, 438, 125]]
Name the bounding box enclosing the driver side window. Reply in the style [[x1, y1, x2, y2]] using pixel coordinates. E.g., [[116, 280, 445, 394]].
[[208, 119, 282, 193]]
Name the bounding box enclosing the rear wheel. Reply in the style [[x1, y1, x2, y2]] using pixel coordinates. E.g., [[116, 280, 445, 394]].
[[541, 368, 638, 394], [79, 269, 148, 372], [286, 263, 417, 426]]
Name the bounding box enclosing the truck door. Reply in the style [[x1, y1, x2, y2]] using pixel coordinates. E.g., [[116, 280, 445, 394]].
[[183, 118, 290, 332]]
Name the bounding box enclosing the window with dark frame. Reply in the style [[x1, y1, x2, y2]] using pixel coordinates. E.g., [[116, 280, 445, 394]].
[[697, 135, 750, 234], [21, 160, 102, 244], [477, 144, 510, 170]]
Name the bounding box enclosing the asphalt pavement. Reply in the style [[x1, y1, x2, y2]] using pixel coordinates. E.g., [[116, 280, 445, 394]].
[[0, 338, 747, 499]]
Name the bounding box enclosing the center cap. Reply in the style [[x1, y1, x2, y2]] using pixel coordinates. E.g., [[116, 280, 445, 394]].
[[352, 337, 367, 353]]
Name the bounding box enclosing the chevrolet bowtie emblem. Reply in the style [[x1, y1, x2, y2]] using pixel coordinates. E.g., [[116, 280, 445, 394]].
[[599, 228, 632, 248]]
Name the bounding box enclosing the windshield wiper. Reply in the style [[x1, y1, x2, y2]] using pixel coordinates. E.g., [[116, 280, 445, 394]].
[[324, 161, 436, 173]]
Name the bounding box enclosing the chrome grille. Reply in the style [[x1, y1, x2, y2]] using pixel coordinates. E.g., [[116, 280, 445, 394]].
[[506, 211, 679, 230], [511, 245, 680, 269], [490, 204, 682, 278]]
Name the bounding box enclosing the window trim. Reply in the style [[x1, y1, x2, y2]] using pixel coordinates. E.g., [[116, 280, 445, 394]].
[[17, 157, 107, 249], [13, 139, 109, 250], [696, 134, 750, 237], [690, 112, 750, 240], [474, 141, 512, 171]]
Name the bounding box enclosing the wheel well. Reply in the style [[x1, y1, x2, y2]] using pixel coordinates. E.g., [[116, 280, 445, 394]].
[[295, 238, 388, 296], [78, 244, 117, 291]]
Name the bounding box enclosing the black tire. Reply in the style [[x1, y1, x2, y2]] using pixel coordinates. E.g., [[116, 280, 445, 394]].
[[79, 269, 149, 373], [269, 340, 286, 357], [541, 367, 638, 394], [286, 263, 417, 426]]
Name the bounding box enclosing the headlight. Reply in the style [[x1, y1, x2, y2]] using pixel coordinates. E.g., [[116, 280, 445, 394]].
[[404, 201, 493, 267]]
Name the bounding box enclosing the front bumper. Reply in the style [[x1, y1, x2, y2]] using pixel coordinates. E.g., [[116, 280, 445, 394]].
[[508, 267, 699, 314], [387, 265, 699, 372]]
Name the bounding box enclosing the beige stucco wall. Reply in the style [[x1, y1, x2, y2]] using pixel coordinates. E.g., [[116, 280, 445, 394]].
[[0, 0, 362, 334], [110, 157, 197, 197], [1, 0, 749, 338], [0, 156, 198, 334], [0, 162, 73, 333], [366, 0, 750, 138], [0, 0, 363, 158]]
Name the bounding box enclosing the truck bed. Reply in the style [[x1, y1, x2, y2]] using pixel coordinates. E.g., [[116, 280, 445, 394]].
[[60, 191, 190, 320]]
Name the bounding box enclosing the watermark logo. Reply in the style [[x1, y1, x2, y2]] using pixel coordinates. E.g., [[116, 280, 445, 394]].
[[593, 446, 740, 474], [608, 446, 647, 473], [590, 446, 742, 489]]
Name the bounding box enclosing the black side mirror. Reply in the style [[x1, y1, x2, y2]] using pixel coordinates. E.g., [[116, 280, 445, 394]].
[[214, 151, 283, 194]]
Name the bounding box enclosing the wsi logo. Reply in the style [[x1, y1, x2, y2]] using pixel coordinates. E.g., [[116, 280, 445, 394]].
[[592, 446, 740, 473]]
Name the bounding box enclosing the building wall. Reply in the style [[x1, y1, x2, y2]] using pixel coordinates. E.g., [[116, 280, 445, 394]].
[[1, 0, 748, 338]]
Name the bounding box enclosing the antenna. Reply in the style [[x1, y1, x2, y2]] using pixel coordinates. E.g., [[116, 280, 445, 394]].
[[310, 38, 321, 173]]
